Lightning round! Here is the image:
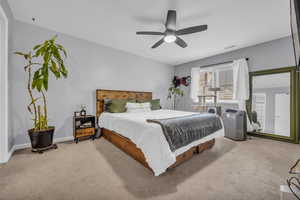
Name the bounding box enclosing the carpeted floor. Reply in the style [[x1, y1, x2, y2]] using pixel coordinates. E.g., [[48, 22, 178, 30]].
[[0, 137, 299, 200]]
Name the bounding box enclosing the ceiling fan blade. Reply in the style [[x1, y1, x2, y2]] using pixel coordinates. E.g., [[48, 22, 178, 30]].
[[165, 10, 176, 30], [175, 37, 187, 48], [151, 38, 164, 48], [136, 31, 164, 35], [176, 25, 208, 35]]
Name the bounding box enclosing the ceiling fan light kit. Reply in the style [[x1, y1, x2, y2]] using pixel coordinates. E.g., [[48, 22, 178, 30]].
[[136, 10, 208, 49], [164, 35, 176, 43]]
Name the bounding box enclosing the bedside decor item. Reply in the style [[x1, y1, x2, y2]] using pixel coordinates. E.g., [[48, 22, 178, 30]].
[[74, 111, 81, 117], [80, 105, 87, 116], [15, 35, 69, 153], [73, 115, 96, 143]]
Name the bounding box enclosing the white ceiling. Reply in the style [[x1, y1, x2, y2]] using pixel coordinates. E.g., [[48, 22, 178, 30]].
[[8, 0, 291, 65]]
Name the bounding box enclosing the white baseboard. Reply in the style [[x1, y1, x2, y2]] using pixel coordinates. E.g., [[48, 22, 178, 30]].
[[14, 136, 74, 150], [0, 145, 16, 164], [54, 136, 74, 143], [14, 143, 30, 151], [1, 136, 74, 163], [7, 145, 16, 161]]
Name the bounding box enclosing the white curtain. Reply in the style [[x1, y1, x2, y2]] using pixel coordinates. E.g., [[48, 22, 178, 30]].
[[233, 58, 249, 106], [190, 67, 201, 103], [232, 58, 252, 131]]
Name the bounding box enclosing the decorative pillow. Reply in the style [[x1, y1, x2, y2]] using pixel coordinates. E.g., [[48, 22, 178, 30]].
[[150, 99, 161, 110], [126, 102, 151, 113], [107, 99, 136, 113], [103, 98, 111, 112], [137, 99, 161, 110]]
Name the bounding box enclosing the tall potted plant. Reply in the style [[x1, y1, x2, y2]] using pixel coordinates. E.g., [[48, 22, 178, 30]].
[[15, 35, 68, 152]]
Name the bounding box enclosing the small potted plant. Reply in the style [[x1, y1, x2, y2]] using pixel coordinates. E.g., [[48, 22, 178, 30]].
[[15, 35, 68, 153], [168, 77, 184, 110]]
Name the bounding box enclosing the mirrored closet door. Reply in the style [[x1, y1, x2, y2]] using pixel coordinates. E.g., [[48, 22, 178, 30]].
[[248, 67, 299, 143]]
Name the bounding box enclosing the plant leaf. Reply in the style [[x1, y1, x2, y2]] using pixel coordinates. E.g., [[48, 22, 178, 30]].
[[50, 35, 58, 43], [14, 52, 26, 56], [37, 79, 43, 92], [27, 105, 32, 114], [57, 44, 67, 58], [28, 36, 69, 93], [32, 70, 40, 89], [35, 46, 45, 57], [33, 44, 41, 50], [43, 64, 49, 91], [50, 60, 60, 79], [52, 47, 63, 64], [60, 63, 68, 78]]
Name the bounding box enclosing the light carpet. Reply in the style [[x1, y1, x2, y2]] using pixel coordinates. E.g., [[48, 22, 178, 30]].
[[0, 137, 299, 200]]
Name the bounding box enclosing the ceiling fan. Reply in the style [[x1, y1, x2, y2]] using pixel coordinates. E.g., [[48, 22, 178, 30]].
[[136, 10, 208, 48]]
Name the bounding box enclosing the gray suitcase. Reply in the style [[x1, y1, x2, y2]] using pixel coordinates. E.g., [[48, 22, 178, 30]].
[[222, 109, 247, 141]]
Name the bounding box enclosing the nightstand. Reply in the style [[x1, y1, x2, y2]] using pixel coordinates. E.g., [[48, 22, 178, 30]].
[[73, 115, 96, 143]]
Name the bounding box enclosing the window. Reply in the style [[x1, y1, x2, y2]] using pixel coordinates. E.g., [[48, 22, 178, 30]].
[[198, 64, 235, 103], [198, 71, 214, 95], [216, 68, 234, 101]]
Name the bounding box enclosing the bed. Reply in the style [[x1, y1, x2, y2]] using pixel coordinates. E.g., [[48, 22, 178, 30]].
[[96, 89, 224, 175]]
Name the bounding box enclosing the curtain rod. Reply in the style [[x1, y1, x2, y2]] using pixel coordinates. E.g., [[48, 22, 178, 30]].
[[200, 58, 249, 69]]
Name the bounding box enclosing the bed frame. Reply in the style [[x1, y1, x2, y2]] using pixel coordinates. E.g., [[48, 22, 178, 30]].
[[96, 89, 215, 173]]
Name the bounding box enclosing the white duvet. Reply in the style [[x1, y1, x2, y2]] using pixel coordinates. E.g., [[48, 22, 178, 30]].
[[98, 109, 224, 176]]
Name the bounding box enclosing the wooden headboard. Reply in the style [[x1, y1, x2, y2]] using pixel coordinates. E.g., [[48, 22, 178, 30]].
[[96, 89, 152, 117]]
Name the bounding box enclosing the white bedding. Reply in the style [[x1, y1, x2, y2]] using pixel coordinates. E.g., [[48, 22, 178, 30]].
[[98, 109, 224, 176]]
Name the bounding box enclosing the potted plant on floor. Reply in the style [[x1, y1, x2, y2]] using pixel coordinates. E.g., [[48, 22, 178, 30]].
[[15, 35, 68, 153]]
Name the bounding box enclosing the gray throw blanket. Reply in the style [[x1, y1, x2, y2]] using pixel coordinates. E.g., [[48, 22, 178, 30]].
[[147, 113, 222, 152]]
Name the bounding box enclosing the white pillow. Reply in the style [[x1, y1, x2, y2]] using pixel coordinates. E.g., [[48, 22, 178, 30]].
[[126, 102, 151, 113]]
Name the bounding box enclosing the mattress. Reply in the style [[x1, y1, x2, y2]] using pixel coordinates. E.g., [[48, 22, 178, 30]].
[[98, 109, 224, 176]]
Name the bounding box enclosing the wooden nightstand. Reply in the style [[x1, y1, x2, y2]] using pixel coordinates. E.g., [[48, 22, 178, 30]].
[[73, 115, 96, 143]]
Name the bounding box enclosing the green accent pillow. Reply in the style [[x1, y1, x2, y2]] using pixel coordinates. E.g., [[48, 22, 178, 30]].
[[137, 99, 161, 110], [107, 99, 136, 113], [150, 99, 161, 110]]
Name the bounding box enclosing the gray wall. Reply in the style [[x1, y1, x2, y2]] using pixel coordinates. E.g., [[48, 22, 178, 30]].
[[174, 37, 295, 111], [0, 0, 14, 151], [10, 21, 174, 146]]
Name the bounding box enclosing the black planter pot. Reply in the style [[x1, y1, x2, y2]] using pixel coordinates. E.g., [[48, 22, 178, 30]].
[[28, 127, 55, 149]]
